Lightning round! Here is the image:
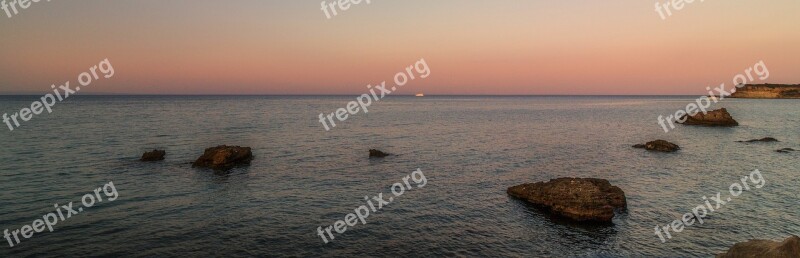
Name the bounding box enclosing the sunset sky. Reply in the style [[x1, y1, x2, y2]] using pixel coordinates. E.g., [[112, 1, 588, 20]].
[[0, 0, 798, 95]]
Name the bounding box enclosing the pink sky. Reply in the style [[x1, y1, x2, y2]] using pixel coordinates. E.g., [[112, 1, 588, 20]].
[[0, 0, 798, 95]]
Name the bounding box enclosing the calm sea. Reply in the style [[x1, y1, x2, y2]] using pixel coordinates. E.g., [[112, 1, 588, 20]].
[[0, 96, 797, 257]]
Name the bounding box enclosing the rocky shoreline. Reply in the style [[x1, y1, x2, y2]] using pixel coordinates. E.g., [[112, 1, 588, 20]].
[[730, 84, 800, 99]]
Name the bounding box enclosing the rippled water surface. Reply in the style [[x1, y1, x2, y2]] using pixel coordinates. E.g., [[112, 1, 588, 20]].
[[0, 96, 797, 257]]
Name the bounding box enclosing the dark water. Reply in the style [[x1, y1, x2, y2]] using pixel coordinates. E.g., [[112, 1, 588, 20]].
[[0, 96, 797, 257]]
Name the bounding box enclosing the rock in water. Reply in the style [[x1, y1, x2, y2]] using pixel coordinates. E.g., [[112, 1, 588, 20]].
[[717, 235, 800, 258], [192, 145, 253, 170], [776, 148, 796, 153], [679, 108, 739, 127], [738, 137, 779, 143], [369, 149, 390, 158], [507, 178, 627, 222], [140, 149, 166, 161], [633, 140, 680, 152]]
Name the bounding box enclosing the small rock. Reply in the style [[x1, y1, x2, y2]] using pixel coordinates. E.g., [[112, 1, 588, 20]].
[[633, 140, 680, 152], [507, 178, 627, 223], [738, 137, 779, 143], [140, 149, 166, 161], [717, 235, 800, 258], [679, 108, 739, 127], [369, 149, 390, 158], [192, 145, 253, 170], [776, 148, 796, 153]]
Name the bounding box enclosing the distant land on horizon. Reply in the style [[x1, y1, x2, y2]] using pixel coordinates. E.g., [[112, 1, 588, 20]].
[[0, 84, 798, 97]]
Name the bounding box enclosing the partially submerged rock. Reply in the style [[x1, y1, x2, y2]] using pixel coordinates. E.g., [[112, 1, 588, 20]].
[[717, 235, 800, 258], [140, 149, 166, 161], [679, 108, 739, 127], [776, 148, 796, 153], [507, 178, 627, 222], [369, 149, 390, 158], [738, 137, 779, 143], [192, 145, 253, 170], [633, 140, 680, 152]]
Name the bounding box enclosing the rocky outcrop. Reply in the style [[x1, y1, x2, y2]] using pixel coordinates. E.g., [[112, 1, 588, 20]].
[[776, 148, 796, 153], [192, 145, 253, 170], [730, 84, 800, 99], [717, 235, 800, 258], [369, 149, 390, 158], [633, 140, 680, 152], [140, 149, 166, 161], [507, 178, 627, 222], [679, 108, 739, 127], [738, 137, 779, 143]]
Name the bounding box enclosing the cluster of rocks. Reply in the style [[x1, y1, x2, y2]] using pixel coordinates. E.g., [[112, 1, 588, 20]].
[[140, 147, 392, 171], [735, 137, 797, 153], [137, 145, 254, 171]]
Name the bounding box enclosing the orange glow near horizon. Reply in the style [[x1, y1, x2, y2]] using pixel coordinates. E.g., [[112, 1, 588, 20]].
[[1, 0, 799, 95]]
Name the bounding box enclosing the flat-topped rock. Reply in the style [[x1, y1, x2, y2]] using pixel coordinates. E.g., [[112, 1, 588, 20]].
[[192, 145, 253, 170], [738, 137, 779, 143], [717, 235, 800, 258], [507, 178, 627, 222], [633, 140, 680, 152], [140, 149, 166, 161], [679, 108, 739, 127]]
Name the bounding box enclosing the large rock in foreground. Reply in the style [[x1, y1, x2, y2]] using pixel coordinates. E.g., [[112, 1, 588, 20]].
[[717, 235, 800, 258], [140, 149, 166, 161], [633, 140, 680, 152], [192, 145, 253, 170], [679, 108, 739, 127], [507, 178, 627, 222]]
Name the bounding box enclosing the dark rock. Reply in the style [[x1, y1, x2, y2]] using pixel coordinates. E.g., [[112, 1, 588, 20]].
[[140, 149, 166, 161], [633, 140, 680, 152], [507, 178, 627, 222], [776, 148, 796, 153], [679, 108, 739, 127], [738, 137, 779, 143], [192, 145, 253, 170], [369, 149, 390, 158], [717, 235, 800, 258]]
